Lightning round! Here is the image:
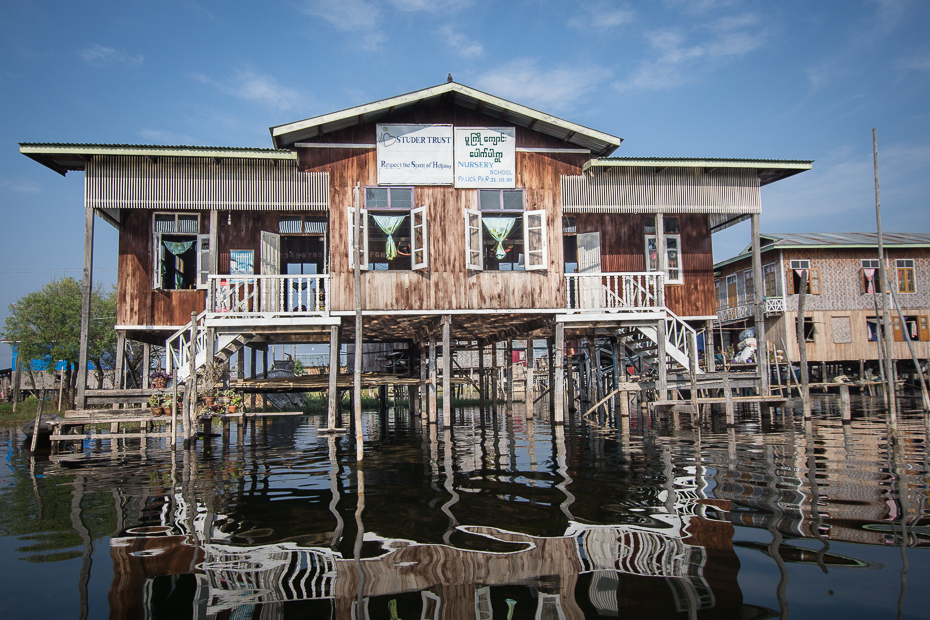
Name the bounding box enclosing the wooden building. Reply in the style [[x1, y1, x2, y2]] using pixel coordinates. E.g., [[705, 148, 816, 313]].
[[714, 232, 930, 377], [21, 81, 811, 420]]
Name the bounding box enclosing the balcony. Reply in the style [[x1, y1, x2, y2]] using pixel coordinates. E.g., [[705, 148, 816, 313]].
[[565, 272, 665, 312], [206, 274, 330, 318], [716, 294, 785, 323]]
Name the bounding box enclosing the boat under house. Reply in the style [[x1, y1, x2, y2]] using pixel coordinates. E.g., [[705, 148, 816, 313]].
[[20, 80, 812, 435]]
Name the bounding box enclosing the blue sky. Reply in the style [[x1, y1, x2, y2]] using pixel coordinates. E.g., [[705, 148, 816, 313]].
[[2, 0, 929, 367]]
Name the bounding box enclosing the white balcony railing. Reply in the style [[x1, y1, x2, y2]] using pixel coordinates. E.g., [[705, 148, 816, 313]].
[[207, 274, 330, 317], [565, 272, 664, 312], [717, 296, 785, 322]]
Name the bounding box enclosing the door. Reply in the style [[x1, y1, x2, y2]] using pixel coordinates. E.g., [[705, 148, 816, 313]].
[[261, 231, 281, 313], [726, 274, 738, 308], [577, 232, 602, 309]]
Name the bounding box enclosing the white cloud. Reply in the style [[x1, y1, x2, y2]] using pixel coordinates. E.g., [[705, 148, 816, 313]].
[[78, 43, 143, 66], [473, 59, 611, 112], [0, 178, 41, 193], [898, 52, 930, 72], [568, 3, 634, 30], [139, 129, 197, 144], [301, 0, 386, 49], [440, 26, 483, 58], [192, 69, 303, 111], [616, 12, 765, 92], [390, 0, 473, 11]]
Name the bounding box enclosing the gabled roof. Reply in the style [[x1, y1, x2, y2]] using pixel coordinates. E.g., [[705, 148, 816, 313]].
[[19, 143, 295, 176], [714, 232, 930, 269], [585, 157, 813, 186], [269, 81, 624, 156]]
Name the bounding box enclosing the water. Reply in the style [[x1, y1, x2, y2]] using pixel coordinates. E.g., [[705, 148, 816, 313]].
[[0, 395, 928, 619]]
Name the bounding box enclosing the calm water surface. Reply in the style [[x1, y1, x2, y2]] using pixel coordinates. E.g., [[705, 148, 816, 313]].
[[0, 395, 928, 619]]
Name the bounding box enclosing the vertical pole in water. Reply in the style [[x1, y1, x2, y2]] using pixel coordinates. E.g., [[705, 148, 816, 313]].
[[873, 128, 897, 423], [142, 343, 150, 390], [491, 341, 498, 411], [428, 331, 437, 424], [723, 371, 735, 427], [689, 331, 699, 414], [76, 203, 95, 411], [353, 184, 364, 462], [798, 271, 812, 418], [328, 325, 340, 430], [507, 339, 514, 413], [442, 315, 452, 428], [114, 331, 126, 393], [30, 389, 45, 452], [420, 341, 428, 420], [548, 337, 556, 416], [526, 339, 535, 419], [12, 351, 21, 414], [554, 323, 565, 423], [478, 342, 486, 415], [840, 383, 851, 421], [888, 284, 930, 412], [706, 320, 716, 372], [752, 214, 770, 396], [656, 317, 668, 401], [187, 310, 197, 446], [171, 369, 178, 448]]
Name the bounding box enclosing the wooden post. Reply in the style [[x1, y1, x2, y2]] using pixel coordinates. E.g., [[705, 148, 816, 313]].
[[751, 214, 769, 396], [114, 331, 126, 396], [328, 325, 339, 430], [548, 337, 555, 416], [526, 338, 535, 419], [170, 369, 178, 447], [566, 343, 574, 413], [610, 339, 620, 391], [142, 343, 150, 390], [353, 183, 364, 462], [491, 341, 499, 410], [723, 372, 734, 426], [478, 342, 486, 413], [428, 331, 437, 423], [656, 317, 668, 401], [507, 339, 514, 413], [11, 350, 21, 414], [706, 320, 716, 372], [420, 341, 428, 419], [873, 128, 897, 421], [554, 323, 565, 423], [442, 315, 452, 428], [76, 204, 95, 410], [30, 389, 45, 452], [840, 384, 851, 421], [797, 271, 811, 418], [656, 213, 666, 275], [187, 311, 197, 445], [688, 331, 699, 413]]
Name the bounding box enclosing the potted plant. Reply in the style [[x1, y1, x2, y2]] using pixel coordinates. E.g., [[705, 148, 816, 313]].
[[150, 370, 171, 389], [227, 392, 243, 414], [148, 393, 164, 416], [162, 395, 173, 414]]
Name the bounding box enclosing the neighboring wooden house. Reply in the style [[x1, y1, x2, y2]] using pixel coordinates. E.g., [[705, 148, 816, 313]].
[[714, 232, 930, 376], [21, 81, 811, 415]]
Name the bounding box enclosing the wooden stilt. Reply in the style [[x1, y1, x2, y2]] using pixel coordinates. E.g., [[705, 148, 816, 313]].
[[657, 317, 668, 401], [507, 339, 514, 413], [327, 325, 339, 430], [706, 320, 716, 372], [420, 342, 428, 419], [76, 204, 95, 410], [428, 331, 437, 424], [442, 315, 452, 427], [554, 323, 565, 423], [478, 342, 486, 414], [525, 338, 535, 419]]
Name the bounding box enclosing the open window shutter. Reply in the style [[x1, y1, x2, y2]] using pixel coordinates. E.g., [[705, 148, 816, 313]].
[[919, 316, 929, 341], [523, 210, 547, 271], [348, 208, 369, 271], [891, 315, 903, 342], [196, 234, 210, 289], [153, 233, 164, 289], [411, 206, 428, 270], [465, 209, 483, 270], [809, 268, 821, 294]]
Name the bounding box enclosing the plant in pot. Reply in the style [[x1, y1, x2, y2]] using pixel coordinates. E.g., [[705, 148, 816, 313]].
[[227, 392, 243, 414], [150, 370, 171, 389], [148, 393, 164, 416]]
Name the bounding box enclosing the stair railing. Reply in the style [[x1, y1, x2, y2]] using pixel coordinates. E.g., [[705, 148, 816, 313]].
[[166, 310, 208, 379]]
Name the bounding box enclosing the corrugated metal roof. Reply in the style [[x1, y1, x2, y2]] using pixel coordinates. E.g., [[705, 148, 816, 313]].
[[19, 143, 295, 176], [714, 231, 930, 269], [269, 81, 624, 156], [585, 157, 813, 186]]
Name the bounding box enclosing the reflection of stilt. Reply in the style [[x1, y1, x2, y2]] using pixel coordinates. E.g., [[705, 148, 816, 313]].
[[328, 435, 344, 550], [763, 443, 790, 619], [890, 428, 910, 616], [353, 465, 367, 620], [69, 474, 94, 620], [804, 418, 830, 571], [554, 424, 574, 520], [441, 428, 459, 545]]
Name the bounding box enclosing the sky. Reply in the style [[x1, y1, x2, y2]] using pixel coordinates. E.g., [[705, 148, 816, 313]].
[[1, 0, 929, 367]]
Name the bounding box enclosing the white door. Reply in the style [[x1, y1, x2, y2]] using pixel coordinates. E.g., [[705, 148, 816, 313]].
[[261, 231, 281, 313], [577, 232, 602, 309]]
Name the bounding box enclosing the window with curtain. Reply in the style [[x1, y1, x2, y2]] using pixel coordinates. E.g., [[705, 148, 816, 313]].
[[896, 259, 916, 293], [861, 259, 882, 294], [153, 212, 206, 290], [464, 189, 547, 271], [353, 187, 427, 271], [644, 216, 682, 284]]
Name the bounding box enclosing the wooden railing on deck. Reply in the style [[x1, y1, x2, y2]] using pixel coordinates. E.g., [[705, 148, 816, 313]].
[[207, 274, 330, 317], [565, 272, 664, 312]]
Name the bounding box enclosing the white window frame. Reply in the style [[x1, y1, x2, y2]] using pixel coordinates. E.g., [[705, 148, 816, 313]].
[[463, 209, 548, 272], [357, 187, 428, 271], [645, 234, 683, 284], [411, 206, 428, 270], [152, 212, 203, 290]]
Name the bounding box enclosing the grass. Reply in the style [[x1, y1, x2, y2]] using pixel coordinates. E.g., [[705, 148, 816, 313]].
[[0, 397, 63, 425]]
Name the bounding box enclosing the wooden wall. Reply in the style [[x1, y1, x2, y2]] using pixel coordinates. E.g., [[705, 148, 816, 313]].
[[298, 101, 587, 312], [573, 213, 715, 317]]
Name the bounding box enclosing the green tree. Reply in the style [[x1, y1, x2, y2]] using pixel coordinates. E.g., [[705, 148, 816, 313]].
[[3, 277, 117, 406]]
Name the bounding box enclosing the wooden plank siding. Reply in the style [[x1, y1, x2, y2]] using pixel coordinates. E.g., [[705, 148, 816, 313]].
[[573, 213, 715, 317], [298, 101, 587, 313]]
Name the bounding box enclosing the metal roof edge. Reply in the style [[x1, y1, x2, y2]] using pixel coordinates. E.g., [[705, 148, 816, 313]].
[[583, 157, 813, 171], [270, 81, 624, 152], [19, 143, 296, 160], [713, 240, 930, 270]]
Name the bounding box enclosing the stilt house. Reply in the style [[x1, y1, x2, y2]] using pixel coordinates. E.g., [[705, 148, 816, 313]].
[[20, 81, 811, 412]]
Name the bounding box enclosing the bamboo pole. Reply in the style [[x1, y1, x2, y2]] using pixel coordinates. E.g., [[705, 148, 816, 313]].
[[874, 128, 898, 421], [353, 183, 363, 462], [442, 315, 451, 428], [554, 324, 565, 423], [30, 389, 45, 452], [798, 271, 811, 418], [327, 325, 339, 429], [752, 214, 770, 396], [888, 281, 930, 411]]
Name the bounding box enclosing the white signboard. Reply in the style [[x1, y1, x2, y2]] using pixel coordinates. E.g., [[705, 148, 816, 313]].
[[454, 127, 516, 189], [377, 124, 454, 185]]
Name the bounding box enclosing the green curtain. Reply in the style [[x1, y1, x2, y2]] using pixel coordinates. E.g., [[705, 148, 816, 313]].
[[163, 239, 195, 256], [482, 217, 517, 259], [371, 214, 406, 260]]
